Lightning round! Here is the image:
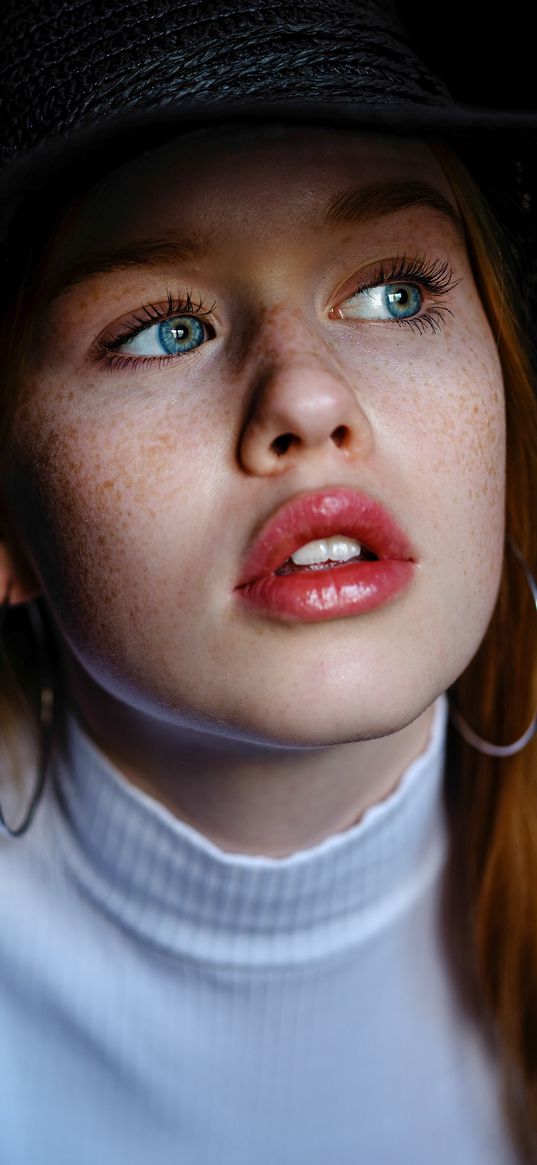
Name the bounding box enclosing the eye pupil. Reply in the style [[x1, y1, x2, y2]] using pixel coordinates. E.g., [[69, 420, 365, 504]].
[[158, 315, 205, 355]]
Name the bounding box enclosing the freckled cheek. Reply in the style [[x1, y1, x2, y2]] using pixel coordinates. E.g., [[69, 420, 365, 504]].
[[396, 345, 505, 584], [9, 415, 210, 642]]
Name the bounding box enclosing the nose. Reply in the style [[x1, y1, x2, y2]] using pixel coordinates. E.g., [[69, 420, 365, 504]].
[[238, 321, 374, 476]]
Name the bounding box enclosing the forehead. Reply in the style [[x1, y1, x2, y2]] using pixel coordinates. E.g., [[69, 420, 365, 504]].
[[59, 125, 458, 261]]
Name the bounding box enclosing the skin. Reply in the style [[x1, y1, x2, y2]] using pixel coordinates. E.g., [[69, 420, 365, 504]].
[[0, 125, 505, 856]]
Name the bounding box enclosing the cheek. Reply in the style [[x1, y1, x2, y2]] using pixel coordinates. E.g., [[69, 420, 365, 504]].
[[420, 338, 505, 554], [4, 390, 213, 660], [393, 325, 506, 653]]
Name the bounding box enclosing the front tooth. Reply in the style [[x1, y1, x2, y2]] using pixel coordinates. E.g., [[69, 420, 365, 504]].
[[290, 535, 363, 566]]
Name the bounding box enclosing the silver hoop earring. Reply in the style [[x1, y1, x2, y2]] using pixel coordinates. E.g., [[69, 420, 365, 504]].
[[0, 583, 55, 836], [449, 538, 537, 757]]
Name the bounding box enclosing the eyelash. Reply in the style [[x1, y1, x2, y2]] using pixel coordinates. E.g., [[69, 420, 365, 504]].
[[96, 290, 216, 372], [96, 253, 460, 371], [343, 253, 460, 336]]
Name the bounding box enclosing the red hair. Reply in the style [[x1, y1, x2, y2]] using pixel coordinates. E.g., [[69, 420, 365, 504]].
[[432, 143, 537, 1163]]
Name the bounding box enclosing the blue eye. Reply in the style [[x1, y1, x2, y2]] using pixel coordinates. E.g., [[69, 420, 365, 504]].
[[120, 314, 207, 357], [340, 282, 423, 322], [383, 284, 422, 318]]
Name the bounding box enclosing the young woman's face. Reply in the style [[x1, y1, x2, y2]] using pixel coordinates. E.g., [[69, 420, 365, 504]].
[[2, 127, 505, 746]]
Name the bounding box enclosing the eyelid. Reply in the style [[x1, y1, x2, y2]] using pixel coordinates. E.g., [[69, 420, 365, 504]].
[[330, 253, 460, 312], [93, 289, 217, 355], [326, 253, 459, 338]]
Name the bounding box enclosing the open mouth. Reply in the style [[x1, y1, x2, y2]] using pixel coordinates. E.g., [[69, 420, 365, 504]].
[[274, 546, 379, 575], [234, 488, 416, 622], [273, 532, 380, 575]]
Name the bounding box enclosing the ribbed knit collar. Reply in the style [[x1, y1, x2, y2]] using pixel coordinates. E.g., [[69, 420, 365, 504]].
[[51, 694, 449, 967]]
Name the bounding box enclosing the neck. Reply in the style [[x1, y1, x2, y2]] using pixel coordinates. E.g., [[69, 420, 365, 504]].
[[57, 642, 437, 858]]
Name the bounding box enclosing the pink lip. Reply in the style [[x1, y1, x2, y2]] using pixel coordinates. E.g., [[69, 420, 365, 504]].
[[233, 487, 418, 624]]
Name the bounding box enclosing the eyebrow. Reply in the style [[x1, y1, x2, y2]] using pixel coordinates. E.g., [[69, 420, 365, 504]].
[[48, 231, 214, 300], [323, 180, 464, 242], [49, 180, 464, 301]]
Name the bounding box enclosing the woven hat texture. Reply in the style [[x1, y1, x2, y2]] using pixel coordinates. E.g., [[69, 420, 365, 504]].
[[0, 0, 455, 170], [2, 0, 536, 182]]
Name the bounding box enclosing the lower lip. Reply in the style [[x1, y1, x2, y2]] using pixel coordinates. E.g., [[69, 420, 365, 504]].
[[234, 559, 415, 623]]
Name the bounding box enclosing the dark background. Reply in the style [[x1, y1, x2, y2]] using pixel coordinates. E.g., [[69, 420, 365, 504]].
[[395, 4, 535, 111]]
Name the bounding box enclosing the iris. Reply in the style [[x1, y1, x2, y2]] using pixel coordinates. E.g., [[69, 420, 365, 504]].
[[384, 284, 421, 319], [158, 316, 206, 355]]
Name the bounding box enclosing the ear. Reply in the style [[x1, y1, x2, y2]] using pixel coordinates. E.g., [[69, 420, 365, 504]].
[[0, 536, 41, 606]]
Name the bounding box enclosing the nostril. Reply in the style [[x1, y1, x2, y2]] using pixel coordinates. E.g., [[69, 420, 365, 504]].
[[271, 433, 296, 456], [331, 425, 347, 448], [271, 426, 349, 456]]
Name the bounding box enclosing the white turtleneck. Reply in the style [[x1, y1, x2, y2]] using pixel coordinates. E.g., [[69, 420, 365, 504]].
[[0, 693, 519, 1163]]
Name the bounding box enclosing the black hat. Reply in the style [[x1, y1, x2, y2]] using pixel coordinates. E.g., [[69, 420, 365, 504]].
[[1, 0, 536, 296]]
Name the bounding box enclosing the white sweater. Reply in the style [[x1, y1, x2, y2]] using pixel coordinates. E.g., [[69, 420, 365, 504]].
[[0, 693, 520, 1163]]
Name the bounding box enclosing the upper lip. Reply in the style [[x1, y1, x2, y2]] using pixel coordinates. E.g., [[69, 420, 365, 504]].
[[235, 487, 417, 587]]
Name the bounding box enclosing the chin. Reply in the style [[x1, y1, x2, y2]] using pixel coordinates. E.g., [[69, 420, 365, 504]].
[[214, 679, 440, 750]]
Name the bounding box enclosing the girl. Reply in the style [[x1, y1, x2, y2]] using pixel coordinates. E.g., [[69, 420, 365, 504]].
[[0, 2, 536, 1162]]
